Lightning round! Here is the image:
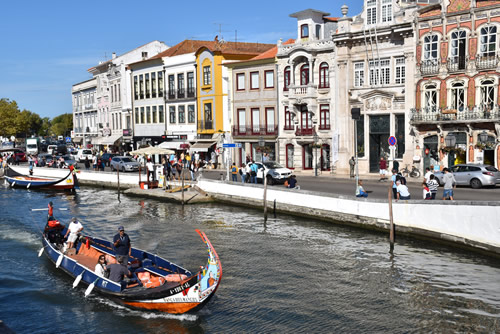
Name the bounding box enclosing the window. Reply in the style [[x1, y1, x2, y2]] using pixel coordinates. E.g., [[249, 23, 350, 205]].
[[356, 115, 365, 158], [178, 73, 185, 97], [423, 34, 438, 63], [367, 0, 377, 25], [140, 107, 145, 124], [159, 105, 164, 123], [480, 79, 496, 109], [354, 62, 365, 87], [145, 74, 150, 99], [451, 82, 465, 110], [395, 114, 405, 159], [238, 109, 246, 133], [321, 144, 330, 171], [450, 30, 467, 69], [250, 72, 259, 90], [424, 83, 438, 111], [301, 24, 309, 38], [395, 57, 405, 84], [369, 59, 390, 85], [169, 106, 176, 124], [319, 105, 330, 130], [118, 84, 120, 101], [111, 85, 114, 102], [284, 106, 293, 130], [303, 144, 313, 169], [151, 73, 156, 98], [265, 70, 274, 88], [300, 64, 309, 85], [139, 75, 144, 99], [178, 105, 185, 123], [187, 72, 195, 97], [146, 106, 151, 123], [316, 25, 321, 39], [382, 0, 392, 23], [319, 63, 329, 88], [188, 104, 195, 123], [265, 107, 275, 133], [284, 66, 291, 91], [135, 107, 139, 124], [236, 73, 245, 91], [158, 72, 164, 97], [251, 108, 260, 133], [168, 75, 175, 98], [300, 106, 312, 130], [203, 66, 211, 86], [204, 103, 213, 129], [286, 144, 294, 169], [480, 26, 497, 57], [152, 106, 157, 123]]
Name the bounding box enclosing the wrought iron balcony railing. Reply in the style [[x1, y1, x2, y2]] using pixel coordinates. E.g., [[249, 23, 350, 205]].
[[410, 105, 500, 123], [447, 56, 467, 72], [295, 127, 314, 136], [419, 59, 440, 75], [476, 54, 499, 70], [232, 125, 278, 136]]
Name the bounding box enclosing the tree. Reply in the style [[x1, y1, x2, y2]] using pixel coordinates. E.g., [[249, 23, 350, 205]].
[[50, 113, 73, 136], [0, 98, 20, 137]]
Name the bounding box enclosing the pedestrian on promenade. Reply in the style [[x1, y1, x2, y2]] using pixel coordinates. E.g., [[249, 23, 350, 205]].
[[391, 169, 398, 199], [422, 182, 431, 199], [92, 155, 97, 171], [396, 180, 411, 201], [287, 175, 299, 189], [146, 159, 154, 182], [427, 174, 439, 199], [84, 157, 90, 170], [349, 156, 355, 178], [355, 180, 368, 198], [441, 168, 456, 200], [240, 164, 247, 184], [379, 157, 387, 182], [113, 226, 131, 265], [424, 167, 433, 183], [189, 160, 196, 181], [231, 162, 238, 182], [245, 163, 252, 183], [392, 160, 399, 173], [250, 161, 258, 184]]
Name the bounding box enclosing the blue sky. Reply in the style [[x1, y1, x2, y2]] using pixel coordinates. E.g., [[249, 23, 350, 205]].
[[0, 0, 363, 119]]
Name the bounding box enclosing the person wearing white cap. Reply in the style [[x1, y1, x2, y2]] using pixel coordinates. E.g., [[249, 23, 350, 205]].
[[113, 225, 131, 264], [64, 217, 83, 250]]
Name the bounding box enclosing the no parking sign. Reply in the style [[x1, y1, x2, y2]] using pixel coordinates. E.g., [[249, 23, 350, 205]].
[[388, 136, 397, 146]]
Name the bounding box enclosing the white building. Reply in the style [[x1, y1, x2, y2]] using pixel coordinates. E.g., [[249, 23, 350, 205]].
[[72, 78, 97, 146]]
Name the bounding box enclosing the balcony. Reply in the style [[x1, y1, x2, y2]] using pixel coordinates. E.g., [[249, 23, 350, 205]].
[[232, 125, 278, 136], [187, 88, 196, 98], [419, 59, 440, 75], [166, 88, 196, 100], [447, 56, 467, 72], [295, 128, 314, 136], [167, 90, 176, 100], [476, 54, 499, 70], [410, 105, 500, 124], [198, 120, 214, 131]]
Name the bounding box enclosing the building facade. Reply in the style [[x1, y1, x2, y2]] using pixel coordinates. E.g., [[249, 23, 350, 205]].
[[412, 0, 500, 171], [72, 78, 98, 146], [276, 9, 338, 173]]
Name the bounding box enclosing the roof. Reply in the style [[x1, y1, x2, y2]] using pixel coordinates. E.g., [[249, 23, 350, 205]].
[[290, 9, 331, 18], [324, 17, 338, 22], [150, 40, 213, 59]]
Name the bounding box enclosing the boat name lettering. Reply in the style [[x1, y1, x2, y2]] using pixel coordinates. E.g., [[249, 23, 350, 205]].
[[167, 297, 198, 303], [169, 282, 191, 294]]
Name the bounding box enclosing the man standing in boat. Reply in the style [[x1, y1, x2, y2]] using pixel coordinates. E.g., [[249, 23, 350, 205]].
[[113, 226, 131, 264]]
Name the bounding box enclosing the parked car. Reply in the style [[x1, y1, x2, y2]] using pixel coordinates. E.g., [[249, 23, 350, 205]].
[[101, 153, 119, 167], [54, 144, 67, 156], [36, 153, 55, 167], [47, 145, 57, 155], [59, 155, 78, 168], [74, 149, 93, 162], [434, 164, 500, 189], [254, 161, 292, 185], [13, 149, 27, 162], [110, 156, 140, 172]]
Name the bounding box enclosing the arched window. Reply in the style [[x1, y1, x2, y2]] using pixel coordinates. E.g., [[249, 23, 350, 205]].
[[480, 25, 497, 57], [286, 144, 294, 169], [424, 83, 437, 111], [480, 79, 496, 110], [319, 62, 329, 88], [300, 64, 309, 86], [451, 82, 465, 110], [284, 66, 291, 91], [284, 106, 293, 130]]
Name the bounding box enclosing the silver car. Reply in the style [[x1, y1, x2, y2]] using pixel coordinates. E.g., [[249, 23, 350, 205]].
[[434, 164, 500, 189], [110, 156, 140, 172]]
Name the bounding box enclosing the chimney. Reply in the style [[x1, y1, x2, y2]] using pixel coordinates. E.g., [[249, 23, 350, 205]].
[[112, 52, 117, 59]]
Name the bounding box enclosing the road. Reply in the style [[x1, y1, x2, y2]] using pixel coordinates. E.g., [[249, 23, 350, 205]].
[[199, 170, 500, 202]]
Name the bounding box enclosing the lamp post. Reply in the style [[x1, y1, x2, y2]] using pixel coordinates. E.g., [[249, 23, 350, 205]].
[[479, 130, 488, 143], [444, 133, 456, 148], [313, 132, 318, 177]]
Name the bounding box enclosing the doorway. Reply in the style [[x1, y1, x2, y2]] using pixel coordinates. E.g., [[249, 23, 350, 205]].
[[369, 115, 390, 172], [423, 135, 439, 171]]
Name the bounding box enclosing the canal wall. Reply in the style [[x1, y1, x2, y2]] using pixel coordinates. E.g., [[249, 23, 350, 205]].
[[197, 180, 500, 256]]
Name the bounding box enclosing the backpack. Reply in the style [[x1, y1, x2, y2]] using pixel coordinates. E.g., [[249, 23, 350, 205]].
[[396, 173, 406, 185], [232, 166, 237, 173]]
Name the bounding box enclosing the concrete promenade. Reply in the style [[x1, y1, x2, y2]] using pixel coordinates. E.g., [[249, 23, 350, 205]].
[[8, 166, 500, 256]]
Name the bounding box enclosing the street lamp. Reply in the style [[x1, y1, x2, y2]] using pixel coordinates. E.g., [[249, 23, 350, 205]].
[[444, 133, 456, 148], [479, 130, 488, 143], [313, 132, 319, 177]]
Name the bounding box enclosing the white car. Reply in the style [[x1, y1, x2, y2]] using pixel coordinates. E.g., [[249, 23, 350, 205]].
[[74, 149, 93, 162], [254, 161, 292, 185], [47, 145, 57, 155]]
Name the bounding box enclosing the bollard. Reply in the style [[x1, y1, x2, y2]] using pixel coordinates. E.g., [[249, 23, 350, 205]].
[[388, 184, 395, 252]]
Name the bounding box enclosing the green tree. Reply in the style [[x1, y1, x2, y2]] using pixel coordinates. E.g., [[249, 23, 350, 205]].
[[0, 98, 20, 137], [50, 113, 73, 136], [39, 117, 51, 137]]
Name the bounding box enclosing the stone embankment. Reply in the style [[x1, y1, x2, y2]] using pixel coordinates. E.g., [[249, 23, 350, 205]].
[[8, 166, 500, 256]]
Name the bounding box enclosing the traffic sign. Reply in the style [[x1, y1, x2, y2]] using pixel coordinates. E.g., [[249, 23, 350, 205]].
[[388, 136, 397, 146], [222, 143, 242, 148], [65, 137, 72, 143]]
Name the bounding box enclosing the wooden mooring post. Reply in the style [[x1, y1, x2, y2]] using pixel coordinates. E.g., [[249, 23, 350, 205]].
[[388, 184, 395, 252], [117, 166, 120, 192], [181, 167, 185, 205]]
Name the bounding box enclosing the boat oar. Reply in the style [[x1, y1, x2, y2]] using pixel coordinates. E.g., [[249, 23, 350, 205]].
[[84, 278, 99, 297], [27, 183, 31, 189], [31, 208, 68, 211], [38, 247, 44, 257], [73, 272, 84, 288], [11, 181, 15, 187], [55, 253, 64, 268]]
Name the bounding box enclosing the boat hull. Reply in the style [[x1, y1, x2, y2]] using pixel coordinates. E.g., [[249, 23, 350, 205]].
[[5, 167, 76, 190]]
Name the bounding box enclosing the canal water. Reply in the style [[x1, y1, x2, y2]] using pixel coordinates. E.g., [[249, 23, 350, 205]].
[[0, 185, 499, 333]]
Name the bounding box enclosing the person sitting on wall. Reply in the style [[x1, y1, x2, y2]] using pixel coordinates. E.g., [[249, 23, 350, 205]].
[[356, 180, 368, 198]]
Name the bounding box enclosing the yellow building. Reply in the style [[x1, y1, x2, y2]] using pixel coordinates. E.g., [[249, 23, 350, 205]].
[[195, 39, 274, 138]]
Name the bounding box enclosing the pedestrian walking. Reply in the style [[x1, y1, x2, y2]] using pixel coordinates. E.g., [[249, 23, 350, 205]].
[[349, 156, 355, 178], [441, 168, 456, 200], [240, 164, 247, 184], [84, 157, 90, 170], [379, 157, 387, 182], [250, 161, 258, 184], [422, 182, 431, 199], [392, 160, 399, 173], [424, 167, 433, 183], [231, 162, 238, 182], [427, 174, 439, 199]]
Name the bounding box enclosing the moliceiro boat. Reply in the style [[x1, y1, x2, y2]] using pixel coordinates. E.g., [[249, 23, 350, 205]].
[[4, 167, 77, 190], [41, 226, 222, 314]]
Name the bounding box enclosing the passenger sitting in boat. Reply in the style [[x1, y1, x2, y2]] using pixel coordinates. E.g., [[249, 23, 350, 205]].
[[107, 257, 131, 284], [95, 255, 108, 278]]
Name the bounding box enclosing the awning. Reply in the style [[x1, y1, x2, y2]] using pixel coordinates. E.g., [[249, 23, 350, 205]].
[[189, 142, 216, 152], [91, 137, 103, 145], [72, 137, 83, 144], [158, 141, 183, 150], [100, 134, 122, 145]]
